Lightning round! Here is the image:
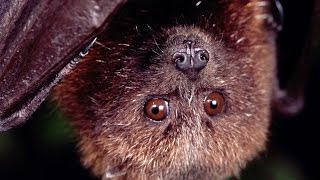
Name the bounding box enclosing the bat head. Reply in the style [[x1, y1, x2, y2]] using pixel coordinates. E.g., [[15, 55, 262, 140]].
[[53, 0, 279, 179]]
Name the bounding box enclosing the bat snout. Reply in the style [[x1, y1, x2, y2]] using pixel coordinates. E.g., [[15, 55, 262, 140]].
[[172, 40, 209, 78]]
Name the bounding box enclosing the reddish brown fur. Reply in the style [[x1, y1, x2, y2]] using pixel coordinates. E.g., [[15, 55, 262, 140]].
[[53, 0, 277, 179]]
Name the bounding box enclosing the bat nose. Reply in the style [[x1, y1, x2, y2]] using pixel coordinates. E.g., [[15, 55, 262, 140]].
[[173, 40, 209, 77]]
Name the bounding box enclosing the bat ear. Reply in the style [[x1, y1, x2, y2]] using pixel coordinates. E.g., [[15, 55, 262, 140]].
[[256, 0, 284, 33], [273, 0, 320, 117], [268, 0, 284, 32]]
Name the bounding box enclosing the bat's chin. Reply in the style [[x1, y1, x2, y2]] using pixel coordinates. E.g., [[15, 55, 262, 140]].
[[104, 158, 236, 180], [98, 128, 251, 180]]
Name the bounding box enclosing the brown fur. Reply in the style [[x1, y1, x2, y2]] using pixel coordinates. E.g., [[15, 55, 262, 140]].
[[52, 0, 277, 179]]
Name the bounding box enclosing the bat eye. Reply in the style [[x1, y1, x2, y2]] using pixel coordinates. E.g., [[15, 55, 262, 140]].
[[204, 92, 224, 116], [144, 98, 169, 121]]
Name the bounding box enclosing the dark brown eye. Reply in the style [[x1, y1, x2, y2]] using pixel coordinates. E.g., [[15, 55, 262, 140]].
[[204, 92, 224, 116], [144, 98, 169, 121]]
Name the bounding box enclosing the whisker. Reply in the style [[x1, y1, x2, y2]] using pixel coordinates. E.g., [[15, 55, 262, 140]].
[[153, 38, 164, 53], [95, 41, 111, 50], [152, 49, 161, 56]]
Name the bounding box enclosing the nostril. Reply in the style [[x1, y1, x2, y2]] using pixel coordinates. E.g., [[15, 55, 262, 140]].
[[198, 50, 209, 62], [174, 53, 186, 63], [194, 50, 209, 70], [173, 52, 190, 70]]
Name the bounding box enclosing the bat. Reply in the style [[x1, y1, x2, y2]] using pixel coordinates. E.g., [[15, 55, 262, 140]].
[[52, 0, 316, 179], [1, 1, 318, 179]]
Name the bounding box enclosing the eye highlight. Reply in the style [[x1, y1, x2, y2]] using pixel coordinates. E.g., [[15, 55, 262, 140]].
[[204, 92, 224, 116], [144, 98, 169, 121]]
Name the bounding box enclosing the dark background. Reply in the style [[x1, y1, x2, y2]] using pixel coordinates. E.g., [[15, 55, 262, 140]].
[[0, 0, 319, 179]]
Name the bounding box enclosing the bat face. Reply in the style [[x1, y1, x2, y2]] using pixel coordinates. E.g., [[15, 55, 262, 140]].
[[53, 0, 278, 179]]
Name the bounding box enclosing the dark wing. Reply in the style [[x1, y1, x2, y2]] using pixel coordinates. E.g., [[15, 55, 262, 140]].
[[0, 0, 126, 131]]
